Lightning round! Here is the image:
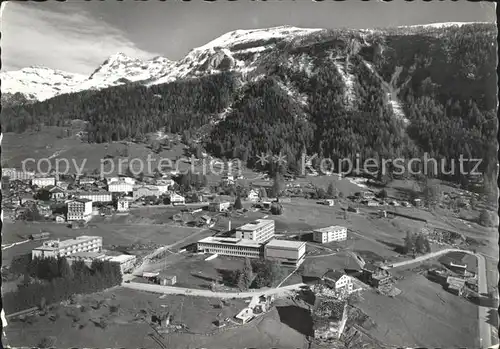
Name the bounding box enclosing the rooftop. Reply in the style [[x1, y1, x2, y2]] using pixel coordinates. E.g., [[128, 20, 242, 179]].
[[323, 269, 346, 282], [76, 191, 111, 196], [265, 239, 306, 250], [313, 225, 346, 233], [238, 219, 274, 232], [198, 236, 263, 248], [105, 254, 136, 263], [67, 251, 105, 259], [35, 236, 102, 250]]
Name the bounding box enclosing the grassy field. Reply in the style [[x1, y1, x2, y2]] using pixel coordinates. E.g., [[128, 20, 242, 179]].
[[1, 219, 208, 266], [4, 287, 254, 348], [5, 287, 310, 349], [357, 271, 478, 348], [136, 253, 247, 290]]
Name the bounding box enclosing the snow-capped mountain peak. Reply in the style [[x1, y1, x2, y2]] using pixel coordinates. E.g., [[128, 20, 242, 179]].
[[1, 66, 87, 101]]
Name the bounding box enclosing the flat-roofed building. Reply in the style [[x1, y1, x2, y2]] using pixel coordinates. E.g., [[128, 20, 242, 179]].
[[108, 180, 134, 193], [235, 219, 275, 243], [32, 235, 103, 259], [197, 236, 263, 258], [75, 191, 112, 203], [2, 168, 35, 181], [313, 226, 347, 243], [78, 177, 96, 185], [32, 177, 56, 188], [133, 185, 160, 200], [264, 239, 306, 267], [67, 198, 93, 221], [103, 254, 137, 274], [67, 251, 106, 266]]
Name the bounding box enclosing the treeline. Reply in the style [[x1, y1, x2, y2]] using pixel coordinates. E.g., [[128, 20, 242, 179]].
[[1, 71, 237, 143], [3, 257, 122, 314]]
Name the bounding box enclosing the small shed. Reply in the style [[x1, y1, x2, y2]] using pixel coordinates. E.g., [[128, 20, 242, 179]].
[[158, 274, 177, 286]]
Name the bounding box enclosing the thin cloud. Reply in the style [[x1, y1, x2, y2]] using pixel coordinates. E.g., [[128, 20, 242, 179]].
[[1, 3, 162, 74]]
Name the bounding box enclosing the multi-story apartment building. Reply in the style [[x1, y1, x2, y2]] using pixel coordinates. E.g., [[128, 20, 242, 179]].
[[31, 177, 56, 188], [108, 180, 134, 193], [75, 191, 112, 203], [66, 198, 93, 221], [2, 168, 35, 181], [235, 219, 275, 243], [264, 239, 306, 267], [32, 235, 103, 259], [313, 226, 348, 243]]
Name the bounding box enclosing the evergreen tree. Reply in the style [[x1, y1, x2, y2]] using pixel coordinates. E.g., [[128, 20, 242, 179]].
[[234, 195, 243, 210]]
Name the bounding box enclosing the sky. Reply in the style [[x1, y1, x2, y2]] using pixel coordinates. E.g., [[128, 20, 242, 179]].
[[1, 0, 496, 75]]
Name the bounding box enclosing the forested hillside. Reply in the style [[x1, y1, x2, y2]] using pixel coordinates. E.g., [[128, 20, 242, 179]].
[[1, 23, 496, 183]]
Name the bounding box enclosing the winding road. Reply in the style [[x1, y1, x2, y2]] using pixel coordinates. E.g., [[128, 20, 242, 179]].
[[122, 281, 306, 299]]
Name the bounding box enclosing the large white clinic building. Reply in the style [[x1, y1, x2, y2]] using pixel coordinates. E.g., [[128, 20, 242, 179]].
[[197, 219, 275, 258], [313, 226, 348, 243], [197, 236, 263, 258], [196, 218, 305, 266], [235, 219, 275, 242], [264, 239, 306, 267], [32, 236, 103, 259]]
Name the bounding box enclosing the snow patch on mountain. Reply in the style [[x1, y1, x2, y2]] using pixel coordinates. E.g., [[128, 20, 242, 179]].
[[363, 60, 409, 125], [333, 57, 356, 109], [1, 66, 86, 101], [397, 22, 485, 29], [196, 25, 323, 52]]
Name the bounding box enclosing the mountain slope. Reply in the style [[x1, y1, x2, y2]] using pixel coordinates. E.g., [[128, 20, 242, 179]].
[[1, 23, 497, 182]]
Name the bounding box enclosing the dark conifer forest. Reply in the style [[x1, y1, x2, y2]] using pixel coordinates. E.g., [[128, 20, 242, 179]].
[[1, 23, 496, 183]]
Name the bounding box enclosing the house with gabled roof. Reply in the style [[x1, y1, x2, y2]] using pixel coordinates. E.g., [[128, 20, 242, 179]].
[[322, 269, 354, 294]]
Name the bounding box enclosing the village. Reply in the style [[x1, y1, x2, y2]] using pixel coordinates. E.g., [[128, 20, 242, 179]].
[[1, 157, 498, 349]]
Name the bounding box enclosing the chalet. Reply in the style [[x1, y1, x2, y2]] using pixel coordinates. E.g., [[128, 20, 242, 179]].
[[361, 263, 393, 288], [446, 276, 466, 296], [116, 197, 131, 212], [246, 189, 260, 202], [169, 193, 185, 206], [37, 203, 53, 217], [209, 200, 231, 212], [322, 270, 353, 294], [47, 185, 66, 200], [198, 215, 212, 226]]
